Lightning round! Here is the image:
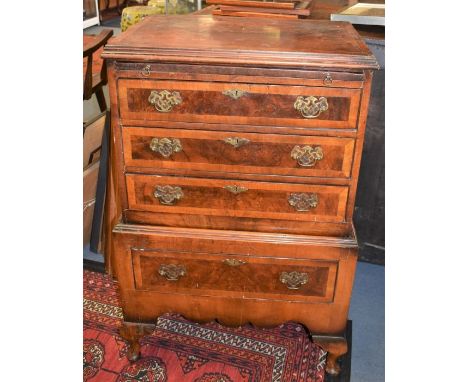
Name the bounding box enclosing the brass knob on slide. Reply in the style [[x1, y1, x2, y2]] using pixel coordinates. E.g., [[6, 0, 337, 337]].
[[323, 73, 333, 85], [140, 64, 151, 77], [159, 264, 186, 281]]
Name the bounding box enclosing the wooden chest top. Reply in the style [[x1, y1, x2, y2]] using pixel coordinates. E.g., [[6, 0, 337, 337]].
[[102, 15, 378, 70]]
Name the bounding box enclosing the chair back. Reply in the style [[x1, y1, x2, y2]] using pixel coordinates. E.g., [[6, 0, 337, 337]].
[[83, 29, 114, 100]]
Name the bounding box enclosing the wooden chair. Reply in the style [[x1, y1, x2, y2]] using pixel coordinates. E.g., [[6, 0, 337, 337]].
[[83, 29, 114, 112]]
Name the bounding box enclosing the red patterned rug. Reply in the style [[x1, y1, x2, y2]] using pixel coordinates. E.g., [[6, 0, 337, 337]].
[[83, 270, 327, 382]]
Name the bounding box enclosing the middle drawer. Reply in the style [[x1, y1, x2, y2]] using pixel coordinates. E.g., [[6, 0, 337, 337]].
[[123, 127, 355, 179], [126, 174, 349, 223]]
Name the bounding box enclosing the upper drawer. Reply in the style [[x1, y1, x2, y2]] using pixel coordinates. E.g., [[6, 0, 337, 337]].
[[123, 127, 356, 179], [117, 79, 362, 129], [126, 174, 349, 223]]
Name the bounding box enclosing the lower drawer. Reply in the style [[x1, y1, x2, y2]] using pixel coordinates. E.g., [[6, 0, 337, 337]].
[[112, 224, 358, 333], [132, 247, 337, 303]]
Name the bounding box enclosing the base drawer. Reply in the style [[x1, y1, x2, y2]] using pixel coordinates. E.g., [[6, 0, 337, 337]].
[[112, 224, 358, 333], [132, 247, 337, 303]]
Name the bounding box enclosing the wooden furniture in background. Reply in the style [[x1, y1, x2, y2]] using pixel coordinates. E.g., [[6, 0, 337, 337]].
[[83, 29, 114, 113], [83, 113, 106, 246], [84, 0, 101, 28], [99, 0, 127, 13], [89, 113, 112, 255], [331, 2, 384, 26], [103, 15, 378, 376], [208, 0, 312, 19], [83, 112, 106, 166], [197, 1, 384, 39], [84, 161, 100, 245]]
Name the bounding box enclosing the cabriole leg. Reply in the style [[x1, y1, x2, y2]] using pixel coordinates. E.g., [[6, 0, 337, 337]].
[[312, 335, 348, 376], [119, 321, 156, 362]]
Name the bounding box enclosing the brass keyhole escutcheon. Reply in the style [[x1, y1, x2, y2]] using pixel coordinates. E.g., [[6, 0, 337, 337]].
[[224, 185, 248, 195], [223, 258, 247, 267], [224, 137, 250, 148], [222, 89, 247, 99]]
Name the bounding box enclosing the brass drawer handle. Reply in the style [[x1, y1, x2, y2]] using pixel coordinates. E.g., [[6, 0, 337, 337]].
[[291, 145, 324, 167], [280, 271, 309, 290], [224, 185, 248, 194], [288, 193, 318, 212], [224, 137, 250, 148], [159, 264, 186, 281], [223, 258, 247, 267], [148, 90, 182, 112], [149, 137, 182, 158], [294, 96, 328, 119], [222, 89, 247, 99], [154, 185, 183, 205]]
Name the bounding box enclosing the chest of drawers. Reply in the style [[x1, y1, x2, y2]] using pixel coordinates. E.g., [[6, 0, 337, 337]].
[[103, 15, 378, 376]]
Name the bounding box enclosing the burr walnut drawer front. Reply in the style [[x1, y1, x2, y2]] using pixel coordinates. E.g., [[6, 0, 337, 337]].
[[131, 248, 338, 303], [118, 79, 361, 129], [123, 127, 356, 179], [126, 174, 349, 223]]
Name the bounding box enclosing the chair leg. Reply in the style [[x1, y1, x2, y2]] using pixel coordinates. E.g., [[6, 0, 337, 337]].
[[95, 88, 107, 112]]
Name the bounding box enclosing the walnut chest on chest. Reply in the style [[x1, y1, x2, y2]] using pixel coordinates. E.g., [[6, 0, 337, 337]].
[[102, 15, 378, 376]]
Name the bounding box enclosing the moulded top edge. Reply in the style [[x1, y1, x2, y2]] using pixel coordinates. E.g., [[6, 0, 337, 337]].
[[102, 16, 379, 70]]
